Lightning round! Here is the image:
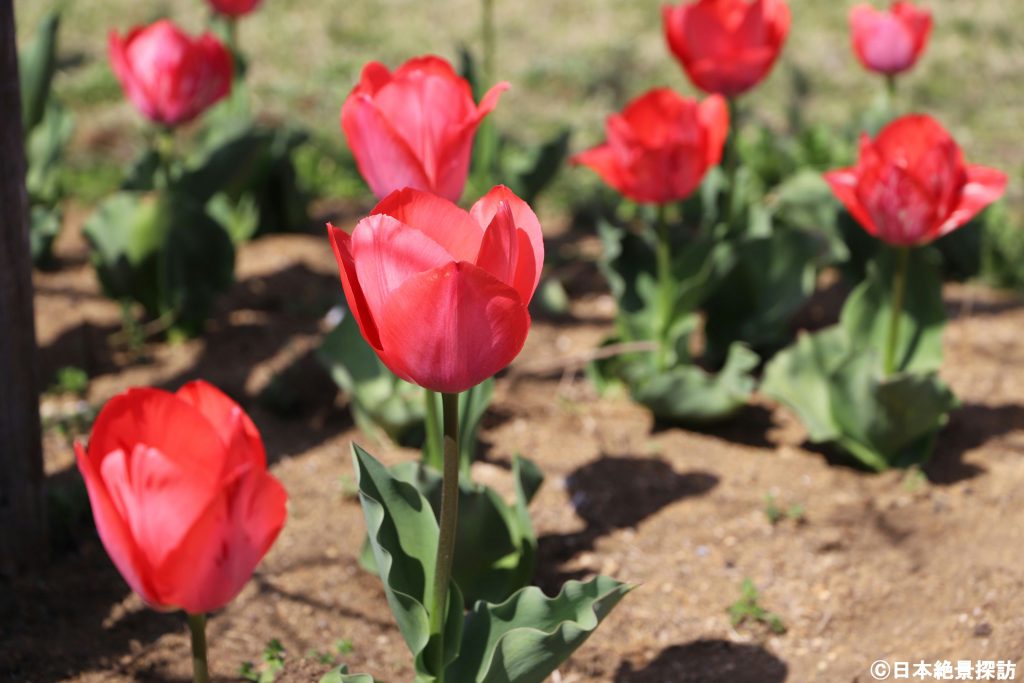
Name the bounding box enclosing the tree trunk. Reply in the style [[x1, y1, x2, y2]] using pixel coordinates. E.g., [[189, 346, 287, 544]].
[[0, 0, 48, 576]]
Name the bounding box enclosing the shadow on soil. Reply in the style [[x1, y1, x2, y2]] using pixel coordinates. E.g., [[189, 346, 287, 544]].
[[535, 454, 718, 590], [615, 640, 788, 683]]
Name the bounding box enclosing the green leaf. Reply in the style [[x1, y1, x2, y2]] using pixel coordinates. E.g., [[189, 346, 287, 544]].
[[840, 249, 945, 373], [29, 205, 61, 267], [446, 576, 632, 683], [768, 169, 848, 265], [317, 315, 425, 443], [626, 342, 759, 423], [763, 324, 956, 470], [18, 10, 61, 132], [362, 456, 543, 607], [458, 379, 494, 473], [703, 227, 823, 362], [351, 446, 463, 678], [83, 190, 235, 335], [761, 326, 849, 443], [26, 99, 73, 205]]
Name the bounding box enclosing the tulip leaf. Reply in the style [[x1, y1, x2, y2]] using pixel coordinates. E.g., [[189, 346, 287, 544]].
[[763, 319, 957, 470], [702, 227, 823, 364], [29, 205, 62, 268], [445, 576, 632, 683], [457, 378, 494, 473], [318, 314, 425, 444], [359, 455, 543, 607], [506, 128, 572, 205], [625, 342, 759, 423], [351, 445, 464, 677], [841, 249, 946, 374], [18, 9, 61, 133]]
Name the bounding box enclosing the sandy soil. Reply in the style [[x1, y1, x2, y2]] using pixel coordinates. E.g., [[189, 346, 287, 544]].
[[3, 213, 1024, 683]]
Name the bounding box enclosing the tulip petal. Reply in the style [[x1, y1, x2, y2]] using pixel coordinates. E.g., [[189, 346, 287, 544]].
[[376, 262, 530, 393], [824, 167, 879, 239], [698, 94, 730, 167], [341, 93, 433, 199], [938, 165, 1008, 238], [75, 443, 160, 607], [175, 380, 264, 482], [471, 185, 544, 299], [328, 223, 382, 351], [475, 201, 538, 306], [158, 470, 287, 614], [372, 188, 483, 262], [351, 213, 456, 318]]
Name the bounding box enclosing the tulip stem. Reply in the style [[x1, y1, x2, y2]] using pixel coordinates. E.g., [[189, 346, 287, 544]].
[[428, 392, 461, 681], [886, 74, 897, 105], [655, 203, 673, 369], [423, 389, 442, 471], [884, 246, 910, 376], [186, 613, 209, 683], [153, 127, 176, 190]]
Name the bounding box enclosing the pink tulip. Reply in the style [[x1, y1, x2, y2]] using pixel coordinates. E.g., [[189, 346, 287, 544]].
[[341, 56, 508, 202], [109, 20, 233, 127], [850, 2, 932, 76], [75, 381, 287, 614], [327, 186, 543, 393]]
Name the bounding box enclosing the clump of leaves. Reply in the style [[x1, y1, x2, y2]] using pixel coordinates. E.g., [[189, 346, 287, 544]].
[[240, 639, 286, 683], [728, 579, 786, 635], [764, 494, 806, 525], [307, 640, 356, 667]]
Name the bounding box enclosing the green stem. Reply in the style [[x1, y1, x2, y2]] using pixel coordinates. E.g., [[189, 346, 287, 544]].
[[423, 389, 442, 471], [186, 613, 209, 683], [482, 0, 495, 87], [884, 246, 910, 376], [885, 74, 897, 107], [717, 97, 741, 233], [153, 126, 176, 190], [428, 392, 461, 681], [477, 0, 498, 185], [654, 204, 673, 369]]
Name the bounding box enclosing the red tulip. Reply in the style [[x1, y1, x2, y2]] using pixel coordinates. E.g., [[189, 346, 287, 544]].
[[340, 56, 509, 203], [572, 88, 728, 204], [208, 0, 263, 17], [824, 115, 1007, 247], [663, 0, 791, 97], [327, 186, 543, 393], [850, 2, 932, 76], [75, 381, 287, 614], [109, 20, 233, 127]]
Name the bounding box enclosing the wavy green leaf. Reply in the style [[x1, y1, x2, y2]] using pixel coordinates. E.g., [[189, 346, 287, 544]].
[[447, 576, 633, 683]]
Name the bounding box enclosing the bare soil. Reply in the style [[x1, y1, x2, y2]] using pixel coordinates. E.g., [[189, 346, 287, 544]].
[[4, 212, 1024, 683]]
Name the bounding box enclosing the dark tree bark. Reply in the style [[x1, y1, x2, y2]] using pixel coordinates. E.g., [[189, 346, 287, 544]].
[[0, 0, 48, 576]]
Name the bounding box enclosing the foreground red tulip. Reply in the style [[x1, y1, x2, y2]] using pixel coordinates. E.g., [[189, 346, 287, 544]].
[[663, 0, 791, 97], [340, 56, 509, 202], [572, 88, 728, 204], [208, 0, 263, 17], [75, 381, 287, 614], [825, 115, 1007, 247], [109, 20, 233, 126], [328, 186, 543, 393], [850, 2, 932, 76]]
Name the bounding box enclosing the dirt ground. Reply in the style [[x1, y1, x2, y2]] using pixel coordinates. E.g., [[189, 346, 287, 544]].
[[3, 209, 1024, 683]]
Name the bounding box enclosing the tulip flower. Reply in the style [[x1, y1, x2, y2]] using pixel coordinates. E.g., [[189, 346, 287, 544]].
[[208, 0, 263, 18], [824, 115, 1007, 248], [327, 186, 543, 394], [572, 88, 729, 204], [109, 20, 233, 127], [662, 0, 791, 97], [340, 56, 509, 202], [825, 115, 1006, 376], [76, 381, 287, 680], [850, 1, 932, 76]]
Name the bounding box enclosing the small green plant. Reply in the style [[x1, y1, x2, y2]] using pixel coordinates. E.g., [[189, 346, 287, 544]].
[[50, 366, 89, 396], [764, 494, 806, 525], [728, 579, 786, 635], [239, 639, 286, 683]]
